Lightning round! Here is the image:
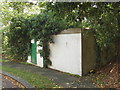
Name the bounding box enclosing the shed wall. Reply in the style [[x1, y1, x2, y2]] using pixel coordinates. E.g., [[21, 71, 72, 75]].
[[82, 31, 96, 75], [49, 33, 82, 76], [27, 28, 96, 76]]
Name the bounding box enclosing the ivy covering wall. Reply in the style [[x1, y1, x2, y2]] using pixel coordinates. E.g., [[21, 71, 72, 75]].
[[6, 11, 68, 67]]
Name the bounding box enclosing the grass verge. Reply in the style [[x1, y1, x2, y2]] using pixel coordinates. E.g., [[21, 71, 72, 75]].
[[0, 60, 32, 65], [0, 66, 59, 88], [0, 60, 9, 62]]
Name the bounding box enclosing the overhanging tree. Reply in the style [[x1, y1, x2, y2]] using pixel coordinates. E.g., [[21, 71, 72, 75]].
[[1, 2, 119, 67], [46, 2, 119, 66]]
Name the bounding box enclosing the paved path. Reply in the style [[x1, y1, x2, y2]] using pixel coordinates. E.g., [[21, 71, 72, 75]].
[[2, 62, 97, 88], [1, 74, 21, 88], [2, 75, 15, 88], [0, 71, 34, 89]]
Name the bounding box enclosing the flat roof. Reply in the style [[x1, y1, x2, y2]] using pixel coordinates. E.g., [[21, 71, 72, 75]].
[[60, 28, 81, 34]]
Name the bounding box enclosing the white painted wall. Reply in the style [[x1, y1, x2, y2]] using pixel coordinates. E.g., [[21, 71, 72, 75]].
[[27, 32, 82, 76], [36, 53, 43, 67], [36, 41, 43, 67], [49, 33, 82, 76], [27, 56, 31, 63]]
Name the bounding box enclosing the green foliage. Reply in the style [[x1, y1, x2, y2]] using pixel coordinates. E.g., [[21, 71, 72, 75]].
[[0, 2, 39, 26], [6, 10, 68, 67], [46, 2, 119, 66], [6, 16, 31, 61], [2, 2, 119, 68], [29, 11, 68, 67], [46, 2, 119, 48]]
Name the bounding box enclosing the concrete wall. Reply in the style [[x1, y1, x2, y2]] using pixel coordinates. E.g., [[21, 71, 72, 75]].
[[49, 28, 82, 76], [82, 31, 96, 75]]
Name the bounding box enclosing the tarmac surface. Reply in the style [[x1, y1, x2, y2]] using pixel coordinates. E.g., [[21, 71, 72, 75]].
[[2, 74, 20, 88], [2, 61, 98, 88]]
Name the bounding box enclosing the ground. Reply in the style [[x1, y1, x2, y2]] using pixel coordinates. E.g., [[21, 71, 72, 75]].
[[1, 60, 119, 89], [89, 60, 119, 89], [1, 74, 25, 88], [1, 61, 97, 88]]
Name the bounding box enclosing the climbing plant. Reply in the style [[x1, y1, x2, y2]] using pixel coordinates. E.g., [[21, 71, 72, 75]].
[[6, 10, 68, 67], [29, 11, 68, 67]]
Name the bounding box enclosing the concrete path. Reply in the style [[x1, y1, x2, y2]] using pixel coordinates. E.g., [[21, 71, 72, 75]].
[[2, 74, 20, 88], [0, 71, 34, 88], [2, 62, 97, 88]]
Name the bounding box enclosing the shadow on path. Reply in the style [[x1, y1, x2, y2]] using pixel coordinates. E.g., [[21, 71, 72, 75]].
[[2, 62, 97, 88]]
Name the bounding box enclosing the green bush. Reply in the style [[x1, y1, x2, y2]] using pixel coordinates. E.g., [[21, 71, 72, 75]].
[[6, 11, 68, 67]]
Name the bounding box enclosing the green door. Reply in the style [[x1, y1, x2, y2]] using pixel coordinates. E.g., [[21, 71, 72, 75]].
[[31, 39, 37, 64]]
